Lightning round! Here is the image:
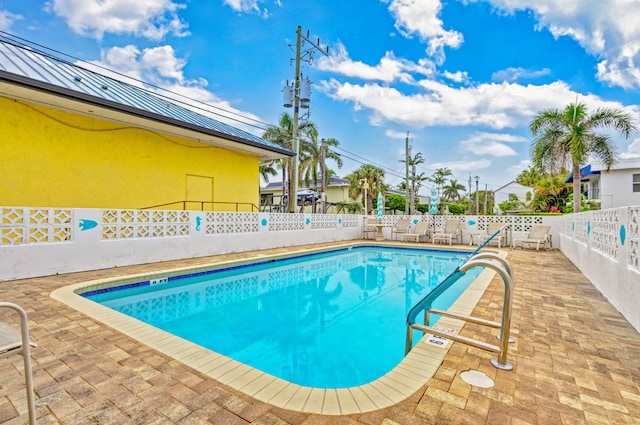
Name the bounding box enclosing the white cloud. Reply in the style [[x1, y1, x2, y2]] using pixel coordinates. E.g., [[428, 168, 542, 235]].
[[620, 137, 640, 159], [491, 67, 551, 83], [385, 129, 411, 139], [442, 70, 469, 84], [0, 9, 22, 31], [507, 159, 532, 178], [46, 0, 189, 40], [223, 0, 269, 17], [470, 0, 640, 88], [385, 0, 463, 64], [429, 159, 492, 175], [459, 132, 526, 157], [84, 45, 263, 134], [93, 45, 187, 85], [316, 43, 434, 83], [318, 77, 640, 130]]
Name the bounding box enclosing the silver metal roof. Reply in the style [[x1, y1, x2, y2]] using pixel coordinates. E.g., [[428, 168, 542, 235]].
[[0, 35, 292, 157]]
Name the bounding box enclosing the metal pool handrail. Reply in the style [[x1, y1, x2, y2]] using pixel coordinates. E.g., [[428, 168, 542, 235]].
[[405, 225, 515, 370], [405, 224, 510, 326]]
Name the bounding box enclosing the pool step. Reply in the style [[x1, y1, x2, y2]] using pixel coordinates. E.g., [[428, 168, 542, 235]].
[[410, 322, 500, 353]]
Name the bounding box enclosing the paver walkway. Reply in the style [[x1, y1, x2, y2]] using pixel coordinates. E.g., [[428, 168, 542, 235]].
[[1, 244, 639, 424]]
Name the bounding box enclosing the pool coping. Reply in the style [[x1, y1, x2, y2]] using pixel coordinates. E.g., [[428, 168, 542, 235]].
[[50, 241, 504, 415]]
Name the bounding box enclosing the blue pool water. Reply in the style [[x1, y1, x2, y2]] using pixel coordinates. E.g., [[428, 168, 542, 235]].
[[84, 246, 481, 388]]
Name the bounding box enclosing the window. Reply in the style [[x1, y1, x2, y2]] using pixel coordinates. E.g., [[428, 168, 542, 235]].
[[633, 174, 640, 192]]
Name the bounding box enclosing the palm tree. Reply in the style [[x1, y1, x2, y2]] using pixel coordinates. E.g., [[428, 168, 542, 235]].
[[262, 112, 318, 210], [334, 201, 363, 214], [400, 152, 426, 214], [529, 101, 636, 213], [431, 167, 452, 199], [529, 174, 572, 212], [413, 172, 430, 202], [262, 113, 294, 200], [442, 179, 466, 202], [345, 165, 387, 215], [299, 137, 343, 189], [259, 160, 278, 183], [515, 165, 544, 187]]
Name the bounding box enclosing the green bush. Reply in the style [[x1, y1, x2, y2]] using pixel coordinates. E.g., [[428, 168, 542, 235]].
[[416, 203, 429, 214], [448, 203, 466, 215]]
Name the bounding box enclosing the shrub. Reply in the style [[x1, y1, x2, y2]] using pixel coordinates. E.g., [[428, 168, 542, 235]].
[[448, 203, 466, 215]]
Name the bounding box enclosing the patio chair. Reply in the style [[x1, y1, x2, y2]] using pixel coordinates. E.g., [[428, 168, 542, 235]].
[[391, 218, 411, 240], [512, 225, 551, 251], [402, 221, 431, 243], [0, 302, 36, 425], [477, 222, 507, 248], [362, 217, 378, 239], [432, 218, 462, 245]]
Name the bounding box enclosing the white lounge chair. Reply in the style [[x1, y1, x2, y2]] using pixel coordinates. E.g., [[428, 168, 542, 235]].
[[0, 302, 36, 425], [432, 218, 461, 245], [391, 218, 411, 240], [477, 222, 507, 248], [362, 217, 378, 239], [401, 221, 431, 242], [512, 225, 551, 251]]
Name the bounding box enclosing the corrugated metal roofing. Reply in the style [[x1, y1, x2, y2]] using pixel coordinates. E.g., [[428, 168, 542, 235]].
[[0, 35, 292, 156]]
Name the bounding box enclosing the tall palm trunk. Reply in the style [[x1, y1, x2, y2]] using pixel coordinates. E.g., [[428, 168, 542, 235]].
[[572, 159, 581, 213]]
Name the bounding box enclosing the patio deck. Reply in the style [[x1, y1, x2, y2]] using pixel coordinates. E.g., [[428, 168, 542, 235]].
[[1, 243, 639, 424]]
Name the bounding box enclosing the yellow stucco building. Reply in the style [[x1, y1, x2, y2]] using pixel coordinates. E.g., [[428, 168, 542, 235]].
[[0, 38, 292, 211]]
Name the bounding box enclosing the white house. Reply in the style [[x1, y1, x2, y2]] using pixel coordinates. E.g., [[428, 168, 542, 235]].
[[570, 158, 640, 208], [493, 181, 534, 214]]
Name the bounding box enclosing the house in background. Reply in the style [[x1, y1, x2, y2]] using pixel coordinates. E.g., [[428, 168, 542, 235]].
[[567, 158, 640, 209], [0, 36, 292, 211], [260, 177, 352, 213], [493, 181, 534, 214]]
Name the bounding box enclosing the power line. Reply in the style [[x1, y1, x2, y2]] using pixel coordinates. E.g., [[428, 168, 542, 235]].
[[0, 31, 274, 132]]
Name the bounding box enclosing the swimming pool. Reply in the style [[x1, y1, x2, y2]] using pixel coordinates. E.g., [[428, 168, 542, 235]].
[[51, 242, 498, 414], [80, 245, 481, 388]]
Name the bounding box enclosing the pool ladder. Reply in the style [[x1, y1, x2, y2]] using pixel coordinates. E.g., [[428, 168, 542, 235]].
[[405, 249, 515, 370]]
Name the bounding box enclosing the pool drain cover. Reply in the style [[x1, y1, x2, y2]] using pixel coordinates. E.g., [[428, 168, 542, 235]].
[[460, 370, 494, 388]]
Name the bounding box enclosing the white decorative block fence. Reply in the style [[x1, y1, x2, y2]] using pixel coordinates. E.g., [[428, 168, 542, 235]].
[[2, 207, 561, 281], [0, 207, 362, 281], [559, 207, 640, 332]]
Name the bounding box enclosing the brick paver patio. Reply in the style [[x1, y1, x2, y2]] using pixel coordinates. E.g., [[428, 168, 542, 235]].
[[1, 244, 639, 424]]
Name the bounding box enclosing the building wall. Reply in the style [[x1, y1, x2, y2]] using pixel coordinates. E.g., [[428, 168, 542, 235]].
[[1, 97, 259, 210], [493, 182, 533, 214], [598, 168, 640, 209]]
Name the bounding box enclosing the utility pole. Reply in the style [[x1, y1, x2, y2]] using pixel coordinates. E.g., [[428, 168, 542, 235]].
[[468, 174, 472, 214], [475, 175, 480, 215], [287, 27, 303, 214], [404, 132, 410, 215], [484, 183, 488, 215], [320, 138, 326, 213], [410, 163, 416, 215], [286, 26, 328, 213]]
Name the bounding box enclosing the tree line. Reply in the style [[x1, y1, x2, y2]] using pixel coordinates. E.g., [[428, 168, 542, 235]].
[[261, 101, 636, 215]]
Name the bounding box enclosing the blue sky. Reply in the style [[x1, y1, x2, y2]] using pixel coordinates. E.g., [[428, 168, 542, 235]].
[[2, 0, 640, 195]]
